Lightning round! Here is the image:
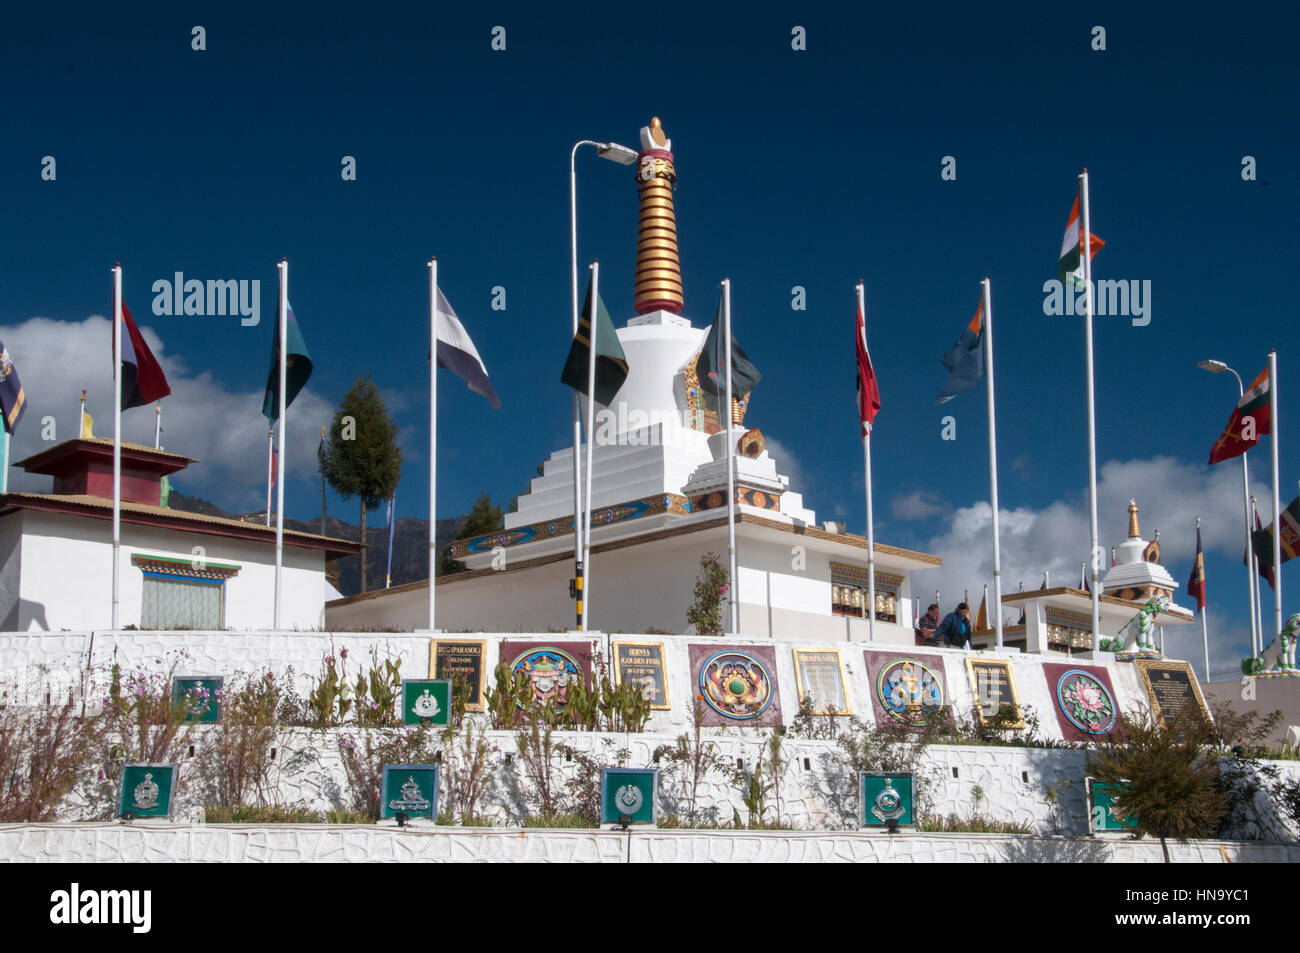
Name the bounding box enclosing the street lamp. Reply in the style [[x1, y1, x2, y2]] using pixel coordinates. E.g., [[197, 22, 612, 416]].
[[570, 138, 638, 632], [1197, 359, 1260, 659]]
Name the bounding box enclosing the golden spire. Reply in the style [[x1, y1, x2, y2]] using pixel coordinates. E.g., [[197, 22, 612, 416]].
[[633, 117, 684, 315], [1127, 498, 1140, 539]]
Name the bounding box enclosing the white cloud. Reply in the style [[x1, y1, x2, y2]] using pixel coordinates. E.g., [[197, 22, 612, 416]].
[[891, 489, 947, 521], [912, 454, 1269, 640], [2, 315, 333, 513], [764, 436, 806, 496]]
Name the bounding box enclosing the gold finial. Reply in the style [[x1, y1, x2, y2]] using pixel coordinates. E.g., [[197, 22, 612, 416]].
[[1127, 498, 1140, 539], [634, 116, 683, 315]]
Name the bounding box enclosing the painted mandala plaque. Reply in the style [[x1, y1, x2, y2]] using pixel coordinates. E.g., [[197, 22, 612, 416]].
[[964, 658, 1023, 729], [171, 676, 223, 724], [690, 644, 782, 727], [381, 764, 439, 820], [117, 762, 179, 820], [1134, 658, 1211, 733], [1086, 778, 1138, 832], [612, 641, 670, 710], [860, 771, 914, 828], [600, 767, 658, 825], [688, 644, 782, 727], [1043, 663, 1120, 742], [429, 639, 487, 711], [500, 641, 593, 712], [863, 650, 947, 727], [401, 678, 452, 726], [792, 648, 850, 715]]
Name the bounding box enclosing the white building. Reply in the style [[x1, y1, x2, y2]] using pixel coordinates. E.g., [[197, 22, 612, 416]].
[[0, 438, 360, 631]]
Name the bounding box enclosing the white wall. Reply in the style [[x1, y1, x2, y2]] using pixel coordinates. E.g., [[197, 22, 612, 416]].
[[4, 511, 326, 632]]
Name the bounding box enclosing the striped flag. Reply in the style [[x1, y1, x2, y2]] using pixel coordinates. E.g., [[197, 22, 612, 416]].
[[1209, 367, 1270, 464], [856, 301, 880, 435], [1187, 525, 1206, 612], [1252, 494, 1300, 574], [936, 301, 984, 404], [117, 302, 171, 410], [262, 300, 313, 422], [436, 288, 500, 409], [1058, 195, 1105, 288]]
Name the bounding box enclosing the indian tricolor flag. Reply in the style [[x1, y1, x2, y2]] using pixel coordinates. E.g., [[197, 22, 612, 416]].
[[1209, 367, 1271, 464], [1058, 195, 1105, 288]]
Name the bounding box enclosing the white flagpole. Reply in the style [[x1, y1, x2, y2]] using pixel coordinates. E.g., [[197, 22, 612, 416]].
[[723, 278, 739, 636], [1, 426, 9, 494], [112, 263, 122, 631], [428, 257, 438, 632], [154, 401, 162, 449], [1196, 516, 1210, 683], [1080, 170, 1102, 651], [274, 259, 287, 630], [1251, 496, 1265, 656], [857, 281, 876, 643], [569, 147, 586, 630], [1269, 349, 1282, 639], [581, 260, 600, 632], [982, 278, 1004, 650], [1241, 442, 1260, 658], [265, 427, 274, 526]]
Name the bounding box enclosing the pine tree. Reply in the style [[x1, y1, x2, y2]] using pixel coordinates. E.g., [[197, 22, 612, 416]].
[[437, 493, 502, 576], [321, 376, 402, 593]]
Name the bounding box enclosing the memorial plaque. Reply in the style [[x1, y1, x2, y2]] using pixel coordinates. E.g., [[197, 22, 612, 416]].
[[1086, 778, 1138, 832], [429, 639, 487, 711], [171, 676, 223, 724], [1135, 658, 1211, 732], [792, 648, 850, 715], [400, 678, 452, 726], [381, 764, 439, 820], [612, 641, 671, 710], [600, 768, 658, 825], [860, 771, 915, 828], [964, 658, 1023, 729], [689, 643, 783, 727], [1042, 662, 1121, 743], [117, 763, 179, 820]]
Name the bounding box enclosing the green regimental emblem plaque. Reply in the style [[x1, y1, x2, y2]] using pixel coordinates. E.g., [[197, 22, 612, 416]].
[[1086, 778, 1138, 832], [172, 676, 223, 724], [401, 678, 452, 726], [860, 771, 914, 828], [118, 763, 179, 820], [600, 768, 658, 825], [381, 764, 440, 820]]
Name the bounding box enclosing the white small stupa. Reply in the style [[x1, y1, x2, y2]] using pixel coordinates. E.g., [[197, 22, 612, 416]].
[[1101, 498, 1182, 605]]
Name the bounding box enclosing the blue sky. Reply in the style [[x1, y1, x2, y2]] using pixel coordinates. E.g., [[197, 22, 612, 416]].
[[1, 3, 1297, 675]]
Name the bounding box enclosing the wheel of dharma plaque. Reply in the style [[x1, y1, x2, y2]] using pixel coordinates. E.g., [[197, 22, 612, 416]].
[[877, 659, 943, 726], [511, 648, 582, 711], [699, 651, 774, 719]]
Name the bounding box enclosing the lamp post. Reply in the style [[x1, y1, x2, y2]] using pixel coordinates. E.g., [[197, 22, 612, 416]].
[[1197, 359, 1260, 656], [570, 139, 637, 631]]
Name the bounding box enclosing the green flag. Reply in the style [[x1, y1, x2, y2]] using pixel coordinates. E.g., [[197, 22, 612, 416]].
[[262, 300, 313, 422], [560, 279, 628, 406]]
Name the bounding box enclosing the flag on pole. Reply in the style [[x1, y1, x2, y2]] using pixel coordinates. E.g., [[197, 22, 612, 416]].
[[561, 278, 628, 406], [0, 343, 26, 434], [385, 495, 396, 588], [434, 288, 500, 409], [1188, 525, 1207, 612], [856, 301, 880, 435], [262, 301, 312, 422], [935, 301, 984, 404], [974, 592, 988, 631], [1252, 494, 1300, 573], [117, 303, 171, 410], [698, 298, 761, 424], [270, 442, 278, 494], [1058, 195, 1105, 288], [1247, 504, 1276, 590], [1209, 367, 1271, 464]]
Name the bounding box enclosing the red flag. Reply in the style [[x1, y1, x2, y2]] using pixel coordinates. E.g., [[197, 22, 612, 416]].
[[1209, 368, 1270, 464], [856, 302, 880, 435], [1187, 525, 1206, 612], [116, 302, 171, 410]]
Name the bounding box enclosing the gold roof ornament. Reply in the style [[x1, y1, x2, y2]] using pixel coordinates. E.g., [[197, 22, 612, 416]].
[[633, 116, 684, 315], [1127, 498, 1140, 539]]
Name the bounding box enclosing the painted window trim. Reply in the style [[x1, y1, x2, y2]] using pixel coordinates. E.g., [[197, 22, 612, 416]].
[[131, 553, 241, 581]]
